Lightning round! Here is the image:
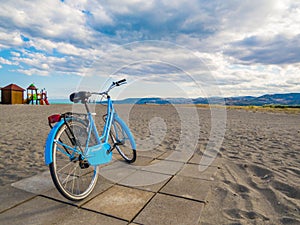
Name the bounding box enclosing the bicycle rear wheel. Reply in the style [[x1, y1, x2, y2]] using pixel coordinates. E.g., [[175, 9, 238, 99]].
[[49, 119, 98, 201], [110, 117, 136, 163]]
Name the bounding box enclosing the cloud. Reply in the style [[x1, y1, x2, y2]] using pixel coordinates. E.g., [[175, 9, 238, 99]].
[[225, 34, 300, 65], [0, 29, 23, 48], [0, 0, 299, 97], [0, 57, 17, 65], [17, 68, 49, 76], [17, 52, 93, 77], [0, 0, 95, 47], [92, 0, 221, 40]]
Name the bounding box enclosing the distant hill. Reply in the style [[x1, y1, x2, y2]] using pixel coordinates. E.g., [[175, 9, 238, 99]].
[[224, 93, 300, 106], [114, 93, 300, 106], [50, 93, 300, 106]]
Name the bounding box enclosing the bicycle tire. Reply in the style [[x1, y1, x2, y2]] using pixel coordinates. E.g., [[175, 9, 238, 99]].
[[49, 119, 99, 201], [110, 117, 136, 163]]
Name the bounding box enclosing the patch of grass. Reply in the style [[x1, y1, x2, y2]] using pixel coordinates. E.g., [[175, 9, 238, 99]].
[[228, 105, 300, 113], [193, 104, 300, 114], [263, 104, 300, 109]]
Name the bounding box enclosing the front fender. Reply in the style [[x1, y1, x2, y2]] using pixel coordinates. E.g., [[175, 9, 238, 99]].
[[114, 114, 136, 150], [44, 119, 65, 165]]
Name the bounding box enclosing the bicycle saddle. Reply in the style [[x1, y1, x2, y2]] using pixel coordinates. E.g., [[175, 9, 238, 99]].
[[69, 91, 91, 103]]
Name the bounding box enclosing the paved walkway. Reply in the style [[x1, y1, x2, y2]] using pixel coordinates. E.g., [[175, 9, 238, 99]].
[[0, 154, 221, 225]]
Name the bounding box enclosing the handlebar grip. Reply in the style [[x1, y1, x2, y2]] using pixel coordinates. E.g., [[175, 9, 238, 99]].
[[115, 79, 127, 86]]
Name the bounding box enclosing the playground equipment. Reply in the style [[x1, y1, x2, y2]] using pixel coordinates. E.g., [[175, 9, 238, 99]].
[[26, 84, 49, 105]]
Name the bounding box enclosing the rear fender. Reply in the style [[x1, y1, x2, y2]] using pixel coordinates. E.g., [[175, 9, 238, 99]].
[[44, 119, 65, 165]]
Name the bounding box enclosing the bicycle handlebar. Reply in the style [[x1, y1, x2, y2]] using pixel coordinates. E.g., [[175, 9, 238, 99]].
[[93, 78, 127, 96], [70, 79, 127, 103]]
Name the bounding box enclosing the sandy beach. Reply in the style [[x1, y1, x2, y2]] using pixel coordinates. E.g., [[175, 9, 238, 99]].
[[0, 104, 299, 224], [200, 108, 300, 224]]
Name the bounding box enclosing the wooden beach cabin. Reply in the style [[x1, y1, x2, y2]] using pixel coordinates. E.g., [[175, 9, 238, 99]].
[[1, 84, 25, 104]]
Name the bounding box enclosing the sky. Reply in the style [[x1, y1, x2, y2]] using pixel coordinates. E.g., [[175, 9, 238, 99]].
[[0, 0, 300, 100]]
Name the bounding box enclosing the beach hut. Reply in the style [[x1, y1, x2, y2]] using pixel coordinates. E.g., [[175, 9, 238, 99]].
[[1, 84, 25, 104]]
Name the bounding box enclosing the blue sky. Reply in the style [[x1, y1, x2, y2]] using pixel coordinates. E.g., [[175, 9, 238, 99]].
[[0, 0, 300, 100]]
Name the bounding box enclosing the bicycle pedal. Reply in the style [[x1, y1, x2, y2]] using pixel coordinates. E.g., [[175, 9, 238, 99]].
[[79, 160, 90, 169]]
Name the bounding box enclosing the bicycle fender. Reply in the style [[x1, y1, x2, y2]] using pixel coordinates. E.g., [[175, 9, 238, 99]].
[[44, 119, 65, 165], [114, 115, 136, 150]]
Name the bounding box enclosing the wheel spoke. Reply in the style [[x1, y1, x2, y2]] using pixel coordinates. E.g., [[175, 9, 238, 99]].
[[62, 164, 78, 186]]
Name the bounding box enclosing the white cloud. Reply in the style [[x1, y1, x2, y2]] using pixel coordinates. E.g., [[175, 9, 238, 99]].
[[0, 57, 17, 65], [11, 52, 21, 57], [0, 29, 23, 48], [0, 0, 93, 46], [195, 51, 300, 96], [0, 0, 299, 96], [17, 68, 49, 76]]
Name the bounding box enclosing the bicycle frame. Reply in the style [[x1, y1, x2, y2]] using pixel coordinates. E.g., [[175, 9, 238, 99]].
[[45, 97, 119, 166], [84, 96, 114, 147]]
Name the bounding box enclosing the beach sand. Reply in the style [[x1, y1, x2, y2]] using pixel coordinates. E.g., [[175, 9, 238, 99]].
[[200, 109, 300, 224], [0, 104, 299, 224]]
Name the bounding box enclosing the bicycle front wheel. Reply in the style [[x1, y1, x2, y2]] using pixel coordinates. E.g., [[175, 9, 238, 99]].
[[110, 117, 136, 163], [49, 119, 98, 201]]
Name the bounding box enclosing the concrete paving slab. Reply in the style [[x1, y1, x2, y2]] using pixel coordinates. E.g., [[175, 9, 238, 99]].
[[0, 196, 127, 225], [177, 163, 219, 180], [99, 160, 137, 184], [11, 171, 54, 194], [119, 170, 171, 192], [0, 184, 35, 213], [42, 175, 114, 206], [132, 156, 155, 166], [58, 207, 128, 225], [188, 149, 204, 164], [189, 154, 222, 167], [83, 185, 154, 221], [157, 150, 194, 163], [137, 150, 165, 158], [112, 152, 125, 161], [160, 175, 211, 202], [134, 193, 204, 225], [141, 159, 184, 175], [155, 150, 172, 160]]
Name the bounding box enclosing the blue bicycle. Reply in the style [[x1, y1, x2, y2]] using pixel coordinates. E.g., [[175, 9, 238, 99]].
[[44, 79, 136, 200]]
